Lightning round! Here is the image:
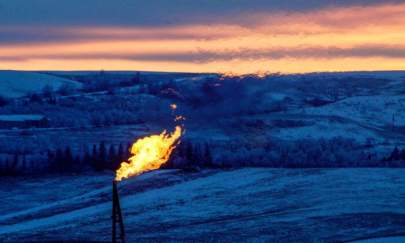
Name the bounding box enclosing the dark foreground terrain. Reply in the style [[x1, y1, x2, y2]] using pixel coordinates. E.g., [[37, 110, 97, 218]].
[[0, 168, 404, 242]]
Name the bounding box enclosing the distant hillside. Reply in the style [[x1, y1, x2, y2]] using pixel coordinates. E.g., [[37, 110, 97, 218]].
[[0, 70, 82, 98]]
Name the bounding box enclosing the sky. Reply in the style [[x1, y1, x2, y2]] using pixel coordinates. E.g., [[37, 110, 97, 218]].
[[1, 0, 405, 74]]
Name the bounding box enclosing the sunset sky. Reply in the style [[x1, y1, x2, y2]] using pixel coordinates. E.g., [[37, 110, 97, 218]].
[[1, 0, 405, 74]]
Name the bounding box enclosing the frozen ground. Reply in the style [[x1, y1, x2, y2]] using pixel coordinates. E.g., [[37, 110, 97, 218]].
[[0, 168, 404, 242], [0, 70, 82, 98], [305, 95, 405, 127], [1, 70, 404, 165]]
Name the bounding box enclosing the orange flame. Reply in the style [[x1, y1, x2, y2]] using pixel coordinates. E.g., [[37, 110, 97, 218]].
[[175, 115, 186, 122], [115, 126, 182, 181], [170, 104, 177, 110]]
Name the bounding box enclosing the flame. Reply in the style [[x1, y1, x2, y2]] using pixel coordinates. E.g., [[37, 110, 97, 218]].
[[170, 104, 177, 110], [175, 115, 186, 121], [115, 126, 182, 181]]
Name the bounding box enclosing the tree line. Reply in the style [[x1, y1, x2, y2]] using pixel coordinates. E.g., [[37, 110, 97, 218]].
[[45, 140, 214, 173], [0, 140, 215, 175], [1, 140, 404, 176], [382, 146, 405, 167]]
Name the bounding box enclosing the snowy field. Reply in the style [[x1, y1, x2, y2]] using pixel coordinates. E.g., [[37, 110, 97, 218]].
[[1, 168, 404, 242], [1, 70, 404, 167], [305, 95, 405, 127], [0, 70, 82, 98]]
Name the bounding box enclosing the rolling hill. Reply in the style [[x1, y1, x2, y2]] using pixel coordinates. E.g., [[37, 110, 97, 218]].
[[0, 70, 82, 98]]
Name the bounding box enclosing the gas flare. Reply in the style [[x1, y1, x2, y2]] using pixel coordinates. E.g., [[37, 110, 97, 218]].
[[115, 126, 182, 181], [175, 115, 185, 122], [170, 104, 177, 110]]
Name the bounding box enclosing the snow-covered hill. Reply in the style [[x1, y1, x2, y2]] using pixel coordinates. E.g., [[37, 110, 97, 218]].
[[0, 70, 82, 98], [305, 95, 405, 127], [0, 168, 404, 242]]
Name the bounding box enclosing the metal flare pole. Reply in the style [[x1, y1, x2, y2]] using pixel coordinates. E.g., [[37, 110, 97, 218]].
[[112, 180, 125, 243]]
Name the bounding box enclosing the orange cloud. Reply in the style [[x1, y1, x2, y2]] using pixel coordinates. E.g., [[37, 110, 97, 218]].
[[0, 2, 405, 74]]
